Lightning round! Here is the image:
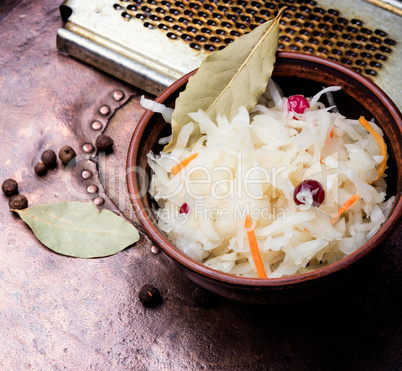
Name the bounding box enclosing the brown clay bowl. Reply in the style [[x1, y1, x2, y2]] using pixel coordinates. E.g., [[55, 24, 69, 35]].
[[127, 52, 402, 305]]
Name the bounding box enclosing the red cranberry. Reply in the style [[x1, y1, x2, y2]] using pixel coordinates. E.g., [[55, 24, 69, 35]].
[[293, 180, 325, 207], [288, 95, 310, 115], [179, 202, 189, 214]]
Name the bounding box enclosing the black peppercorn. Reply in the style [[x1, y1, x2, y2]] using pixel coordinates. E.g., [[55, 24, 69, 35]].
[[138, 284, 161, 307], [59, 145, 76, 165], [41, 149, 57, 168], [2, 178, 18, 196], [34, 162, 47, 176], [9, 194, 28, 210], [95, 134, 114, 154]]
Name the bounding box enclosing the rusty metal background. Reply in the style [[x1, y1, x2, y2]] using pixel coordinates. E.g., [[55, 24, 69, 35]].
[[0, 0, 401, 369]]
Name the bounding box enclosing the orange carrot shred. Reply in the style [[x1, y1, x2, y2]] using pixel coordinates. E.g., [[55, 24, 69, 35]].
[[244, 215, 267, 278], [330, 128, 334, 138], [331, 116, 385, 224], [358, 116, 387, 180], [171, 153, 199, 175], [331, 194, 360, 224]]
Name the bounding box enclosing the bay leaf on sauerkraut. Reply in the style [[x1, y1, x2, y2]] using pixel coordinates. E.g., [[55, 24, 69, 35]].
[[163, 7, 286, 153]]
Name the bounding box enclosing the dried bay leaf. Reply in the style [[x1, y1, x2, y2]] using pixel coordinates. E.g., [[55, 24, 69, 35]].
[[13, 202, 139, 258], [164, 7, 286, 153]]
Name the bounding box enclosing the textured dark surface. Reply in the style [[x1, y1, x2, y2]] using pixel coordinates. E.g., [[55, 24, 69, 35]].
[[0, 0, 401, 370]]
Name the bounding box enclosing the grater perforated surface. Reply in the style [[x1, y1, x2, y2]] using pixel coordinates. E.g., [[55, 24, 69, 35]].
[[113, 0, 396, 79]]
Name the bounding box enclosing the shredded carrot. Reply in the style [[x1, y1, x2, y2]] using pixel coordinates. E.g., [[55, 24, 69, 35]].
[[331, 194, 360, 224], [244, 215, 267, 278], [171, 153, 199, 175], [358, 116, 387, 180], [321, 128, 334, 163], [331, 118, 387, 224]]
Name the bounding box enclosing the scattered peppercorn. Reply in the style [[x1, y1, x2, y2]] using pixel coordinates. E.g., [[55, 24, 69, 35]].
[[192, 286, 217, 308], [2, 178, 18, 197], [9, 194, 28, 210], [34, 162, 47, 176], [41, 149, 57, 168], [95, 134, 114, 154], [138, 284, 161, 307], [59, 145, 76, 165]]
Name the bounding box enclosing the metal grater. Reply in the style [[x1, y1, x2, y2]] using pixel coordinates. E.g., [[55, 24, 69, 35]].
[[57, 0, 402, 109]]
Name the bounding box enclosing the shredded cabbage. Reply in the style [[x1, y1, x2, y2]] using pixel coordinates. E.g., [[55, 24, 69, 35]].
[[145, 82, 394, 278]]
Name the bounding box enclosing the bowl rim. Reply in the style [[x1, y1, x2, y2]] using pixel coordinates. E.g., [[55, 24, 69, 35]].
[[127, 51, 402, 288]]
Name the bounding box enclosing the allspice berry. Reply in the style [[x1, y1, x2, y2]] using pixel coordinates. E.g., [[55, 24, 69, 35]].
[[95, 134, 114, 154], [2, 178, 18, 197], [9, 194, 28, 210], [138, 284, 161, 308], [59, 145, 76, 165], [41, 149, 57, 168], [34, 162, 47, 176]]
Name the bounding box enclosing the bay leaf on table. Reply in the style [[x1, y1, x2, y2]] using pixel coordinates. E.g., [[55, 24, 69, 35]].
[[12, 202, 139, 258], [163, 7, 286, 153]]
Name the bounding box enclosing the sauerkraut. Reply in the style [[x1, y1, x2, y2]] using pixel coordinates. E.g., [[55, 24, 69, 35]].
[[144, 82, 394, 278]]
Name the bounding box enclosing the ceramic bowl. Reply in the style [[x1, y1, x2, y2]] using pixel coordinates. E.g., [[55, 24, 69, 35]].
[[127, 52, 402, 305]]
